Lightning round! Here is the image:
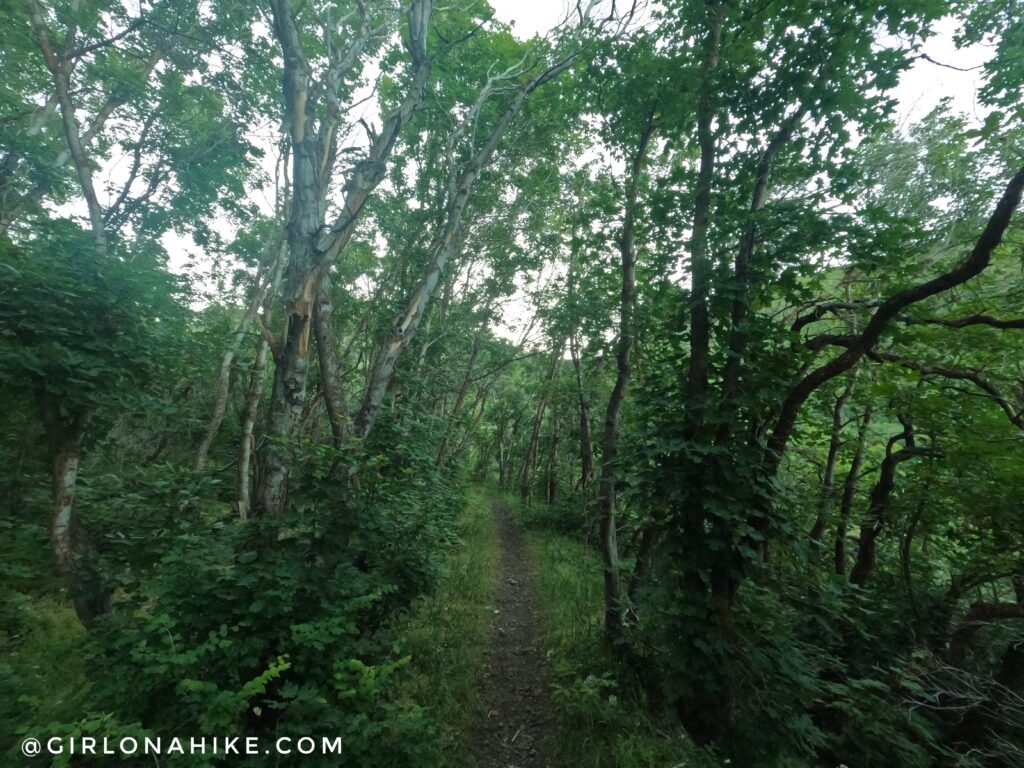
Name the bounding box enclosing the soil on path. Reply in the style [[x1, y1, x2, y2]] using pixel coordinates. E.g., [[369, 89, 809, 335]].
[[476, 498, 552, 768]]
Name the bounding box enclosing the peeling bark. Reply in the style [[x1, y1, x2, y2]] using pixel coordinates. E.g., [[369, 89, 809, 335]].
[[254, 0, 433, 516]]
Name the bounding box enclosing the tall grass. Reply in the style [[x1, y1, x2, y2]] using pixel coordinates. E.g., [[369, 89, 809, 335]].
[[396, 486, 500, 766], [521, 511, 714, 768]]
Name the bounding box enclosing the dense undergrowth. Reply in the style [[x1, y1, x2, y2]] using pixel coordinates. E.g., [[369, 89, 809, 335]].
[[510, 485, 1024, 768], [0, 441, 489, 766]]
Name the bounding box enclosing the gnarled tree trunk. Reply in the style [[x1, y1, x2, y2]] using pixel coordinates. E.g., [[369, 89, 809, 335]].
[[849, 420, 930, 586]]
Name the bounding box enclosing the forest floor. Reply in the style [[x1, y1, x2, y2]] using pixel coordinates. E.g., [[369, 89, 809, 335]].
[[476, 497, 553, 768]]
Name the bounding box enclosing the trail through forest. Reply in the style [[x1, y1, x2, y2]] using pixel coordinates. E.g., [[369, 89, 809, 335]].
[[477, 498, 552, 768], [6, 1, 1024, 765]]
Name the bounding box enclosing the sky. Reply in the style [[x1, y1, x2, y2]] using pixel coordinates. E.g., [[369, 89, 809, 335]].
[[489, 1, 991, 120], [489, 0, 568, 39], [891, 16, 992, 125]]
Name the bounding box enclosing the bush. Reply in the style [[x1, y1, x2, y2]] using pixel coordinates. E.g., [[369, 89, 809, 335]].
[[7, 435, 468, 767]]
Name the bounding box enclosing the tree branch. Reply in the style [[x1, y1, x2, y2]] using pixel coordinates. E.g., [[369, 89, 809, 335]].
[[768, 165, 1024, 460]]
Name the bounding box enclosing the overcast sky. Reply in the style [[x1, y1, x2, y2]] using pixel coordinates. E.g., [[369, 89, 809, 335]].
[[488, 1, 992, 123]]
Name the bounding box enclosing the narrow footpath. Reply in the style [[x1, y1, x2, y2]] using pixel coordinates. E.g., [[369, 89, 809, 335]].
[[476, 498, 553, 768]]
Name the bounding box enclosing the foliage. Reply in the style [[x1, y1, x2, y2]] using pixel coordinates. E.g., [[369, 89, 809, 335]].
[[2, 0, 1024, 766]]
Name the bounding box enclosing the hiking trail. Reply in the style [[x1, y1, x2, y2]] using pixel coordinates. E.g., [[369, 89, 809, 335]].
[[476, 498, 553, 768]]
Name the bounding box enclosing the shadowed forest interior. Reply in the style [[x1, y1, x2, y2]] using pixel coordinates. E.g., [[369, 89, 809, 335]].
[[2, 0, 1024, 765]]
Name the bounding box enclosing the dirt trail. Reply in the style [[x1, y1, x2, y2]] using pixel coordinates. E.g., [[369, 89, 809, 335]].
[[477, 497, 552, 768]]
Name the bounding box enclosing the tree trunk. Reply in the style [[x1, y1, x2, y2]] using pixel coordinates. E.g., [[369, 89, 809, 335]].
[[900, 496, 925, 595], [196, 240, 285, 471], [668, 12, 727, 730], [236, 251, 286, 519], [570, 333, 596, 491], [27, 0, 107, 254], [835, 405, 872, 575], [454, 384, 492, 468], [681, 7, 723, 437], [436, 335, 480, 466], [254, 230, 318, 516], [254, 1, 328, 516], [520, 348, 561, 500], [353, 51, 578, 440], [254, 0, 432, 516], [314, 270, 347, 448], [809, 383, 852, 542], [497, 420, 507, 487], [598, 115, 655, 640], [43, 406, 109, 628], [715, 106, 808, 444], [627, 524, 657, 605], [849, 424, 929, 586], [499, 411, 521, 489], [545, 408, 560, 505]]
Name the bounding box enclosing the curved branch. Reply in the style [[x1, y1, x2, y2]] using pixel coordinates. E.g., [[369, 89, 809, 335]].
[[768, 165, 1024, 460], [869, 351, 1024, 429], [904, 314, 1024, 330]]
